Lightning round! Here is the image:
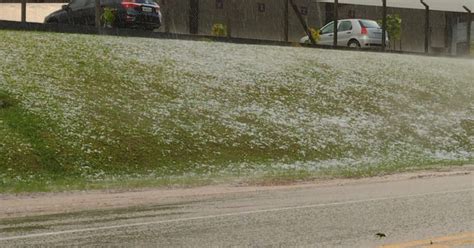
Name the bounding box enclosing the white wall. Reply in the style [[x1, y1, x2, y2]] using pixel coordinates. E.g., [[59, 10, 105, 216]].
[[0, 3, 63, 23]]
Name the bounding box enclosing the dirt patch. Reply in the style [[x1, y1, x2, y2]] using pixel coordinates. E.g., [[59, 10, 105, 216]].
[[0, 165, 472, 219]]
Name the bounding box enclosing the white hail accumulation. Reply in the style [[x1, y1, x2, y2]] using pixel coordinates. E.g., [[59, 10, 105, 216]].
[[0, 31, 473, 173]]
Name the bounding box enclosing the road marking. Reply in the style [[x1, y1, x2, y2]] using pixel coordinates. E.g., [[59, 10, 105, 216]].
[[380, 232, 474, 248], [0, 188, 472, 242]]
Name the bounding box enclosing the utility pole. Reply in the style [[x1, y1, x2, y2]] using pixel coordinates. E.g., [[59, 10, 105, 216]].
[[189, 0, 199, 34], [381, 0, 387, 51], [463, 6, 472, 56], [162, 0, 170, 33], [333, 0, 338, 48], [420, 0, 430, 54], [21, 0, 26, 23], [226, 0, 232, 38], [95, 0, 101, 29], [284, 0, 289, 42]]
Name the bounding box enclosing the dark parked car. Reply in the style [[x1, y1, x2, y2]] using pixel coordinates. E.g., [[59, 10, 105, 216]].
[[44, 0, 162, 30]]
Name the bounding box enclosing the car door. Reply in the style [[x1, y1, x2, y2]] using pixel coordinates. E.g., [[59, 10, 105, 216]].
[[318, 22, 336, 46], [69, 0, 89, 25], [54, 6, 73, 24], [337, 20, 353, 47], [58, 0, 80, 24], [81, 0, 96, 26]]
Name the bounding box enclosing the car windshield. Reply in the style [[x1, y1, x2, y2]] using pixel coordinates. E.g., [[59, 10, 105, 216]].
[[321, 22, 334, 34], [359, 20, 380, 28]]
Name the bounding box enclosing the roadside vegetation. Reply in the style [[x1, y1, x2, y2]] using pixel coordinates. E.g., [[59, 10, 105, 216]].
[[0, 30, 472, 192]]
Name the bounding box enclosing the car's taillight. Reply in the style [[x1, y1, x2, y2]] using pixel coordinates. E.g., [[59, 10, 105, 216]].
[[361, 26, 368, 35], [121, 2, 138, 9]]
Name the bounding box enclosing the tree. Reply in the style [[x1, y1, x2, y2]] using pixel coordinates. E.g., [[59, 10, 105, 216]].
[[379, 15, 402, 50]]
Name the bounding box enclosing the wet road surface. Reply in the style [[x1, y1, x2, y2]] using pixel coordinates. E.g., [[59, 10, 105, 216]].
[[1, 174, 473, 247]]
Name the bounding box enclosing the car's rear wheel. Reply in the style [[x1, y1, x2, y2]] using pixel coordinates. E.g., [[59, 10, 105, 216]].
[[348, 40, 361, 49]]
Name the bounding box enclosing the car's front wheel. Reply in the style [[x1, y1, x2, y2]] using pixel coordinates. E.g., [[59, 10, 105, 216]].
[[45, 18, 59, 24], [348, 40, 361, 49]]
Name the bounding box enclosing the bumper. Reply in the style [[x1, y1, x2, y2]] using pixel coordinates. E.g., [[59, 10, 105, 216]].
[[118, 12, 161, 29], [359, 36, 390, 48]]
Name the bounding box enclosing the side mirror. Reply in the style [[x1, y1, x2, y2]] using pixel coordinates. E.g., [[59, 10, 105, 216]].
[[62, 5, 69, 11]]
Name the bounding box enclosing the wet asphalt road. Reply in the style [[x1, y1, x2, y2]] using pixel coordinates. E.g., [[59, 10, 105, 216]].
[[0, 174, 473, 247]]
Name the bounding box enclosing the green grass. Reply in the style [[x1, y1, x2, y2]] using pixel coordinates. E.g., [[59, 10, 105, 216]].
[[0, 30, 472, 193]]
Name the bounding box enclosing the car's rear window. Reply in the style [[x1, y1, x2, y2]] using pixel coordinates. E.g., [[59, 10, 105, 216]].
[[359, 20, 380, 28], [132, 0, 157, 4]]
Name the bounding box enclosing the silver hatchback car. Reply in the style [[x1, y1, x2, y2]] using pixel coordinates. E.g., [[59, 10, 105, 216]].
[[300, 19, 390, 48]]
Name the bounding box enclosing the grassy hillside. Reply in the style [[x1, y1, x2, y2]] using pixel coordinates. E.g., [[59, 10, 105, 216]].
[[0, 30, 473, 192]]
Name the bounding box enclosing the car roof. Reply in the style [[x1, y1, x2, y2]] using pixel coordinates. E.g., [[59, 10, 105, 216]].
[[338, 19, 376, 22], [321, 19, 378, 29]]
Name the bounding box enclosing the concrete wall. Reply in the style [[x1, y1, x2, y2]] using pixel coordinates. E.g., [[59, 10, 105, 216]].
[[158, 0, 451, 52], [157, 0, 189, 34], [288, 0, 326, 41], [451, 20, 474, 55], [199, 0, 326, 41], [198, 0, 288, 41], [160, 0, 326, 42]]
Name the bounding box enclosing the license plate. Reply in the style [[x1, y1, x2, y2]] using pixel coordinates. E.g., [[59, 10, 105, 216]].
[[142, 7, 152, 13]]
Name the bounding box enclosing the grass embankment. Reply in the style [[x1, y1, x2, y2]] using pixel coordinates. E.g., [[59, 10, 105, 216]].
[[0, 30, 473, 192]]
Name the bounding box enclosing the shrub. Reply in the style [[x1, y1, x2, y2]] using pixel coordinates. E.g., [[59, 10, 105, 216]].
[[102, 7, 116, 27], [309, 28, 321, 42], [212, 23, 228, 37], [378, 15, 402, 49]]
